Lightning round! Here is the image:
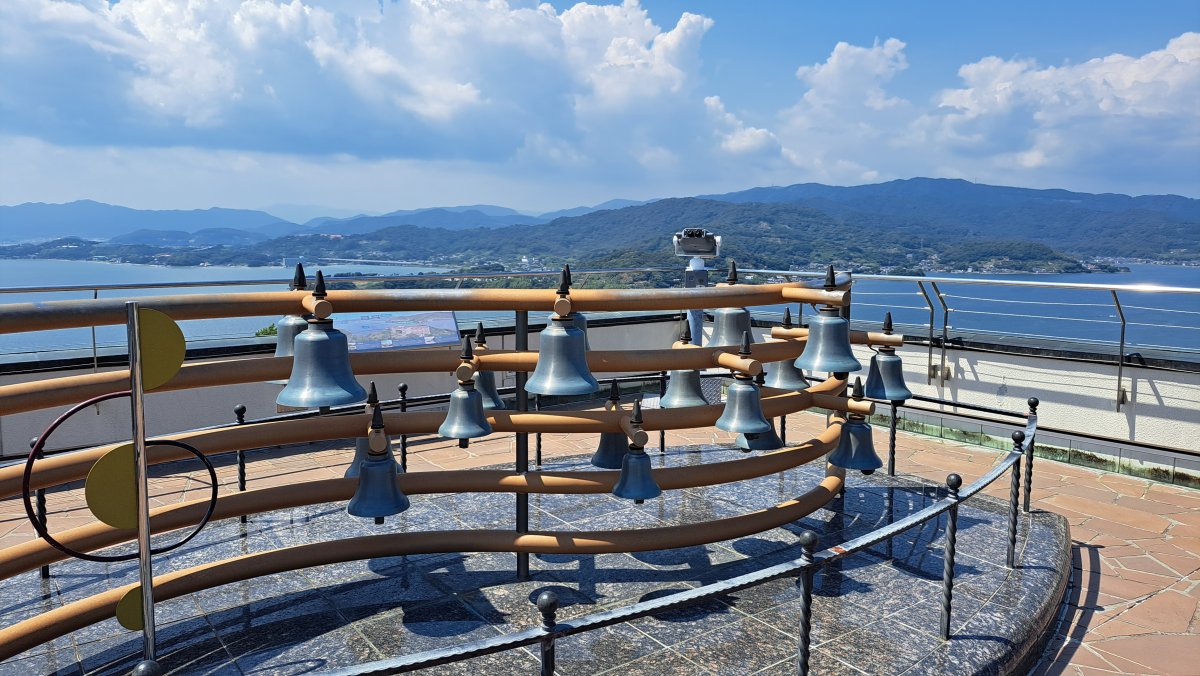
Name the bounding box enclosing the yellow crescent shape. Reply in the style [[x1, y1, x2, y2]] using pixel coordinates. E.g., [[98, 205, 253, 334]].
[[137, 308, 185, 391], [83, 444, 137, 530], [115, 586, 144, 630]]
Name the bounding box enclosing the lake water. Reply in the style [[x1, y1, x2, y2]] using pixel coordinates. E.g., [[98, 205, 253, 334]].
[[0, 259, 1196, 357]]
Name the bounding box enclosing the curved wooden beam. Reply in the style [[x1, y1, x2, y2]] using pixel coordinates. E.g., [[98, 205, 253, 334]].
[[0, 284, 847, 335], [0, 421, 842, 581], [0, 469, 844, 660]]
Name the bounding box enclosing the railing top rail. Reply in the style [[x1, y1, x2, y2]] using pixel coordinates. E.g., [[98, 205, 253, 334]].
[[740, 268, 1200, 295], [0, 267, 677, 295]]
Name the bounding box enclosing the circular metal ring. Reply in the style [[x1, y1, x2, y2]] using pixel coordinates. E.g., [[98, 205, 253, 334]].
[[22, 391, 220, 563]]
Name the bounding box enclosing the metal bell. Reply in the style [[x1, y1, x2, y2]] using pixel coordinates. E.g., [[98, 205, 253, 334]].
[[591, 382, 629, 468], [612, 447, 661, 502], [546, 311, 590, 350], [346, 383, 401, 477], [439, 380, 493, 439], [472, 323, 507, 409], [277, 317, 367, 408], [735, 372, 784, 450], [347, 405, 410, 518], [764, 307, 809, 390], [709, 307, 752, 347], [661, 370, 708, 408], [864, 313, 912, 402], [273, 263, 310, 358], [793, 306, 861, 374], [717, 334, 774, 435], [829, 379, 882, 474], [526, 315, 598, 395]]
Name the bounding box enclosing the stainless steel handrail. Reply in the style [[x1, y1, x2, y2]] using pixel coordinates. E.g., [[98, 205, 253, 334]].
[[742, 269, 1200, 295]]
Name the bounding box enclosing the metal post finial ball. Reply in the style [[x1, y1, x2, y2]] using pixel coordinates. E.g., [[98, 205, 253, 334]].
[[1027, 397, 1039, 411], [1012, 430, 1026, 445], [132, 660, 164, 676], [946, 473, 962, 490], [537, 590, 559, 614], [398, 383, 408, 395], [797, 530, 819, 551]]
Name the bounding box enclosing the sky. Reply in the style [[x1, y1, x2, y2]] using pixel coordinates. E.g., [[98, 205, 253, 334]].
[[1, 0, 1197, 217]]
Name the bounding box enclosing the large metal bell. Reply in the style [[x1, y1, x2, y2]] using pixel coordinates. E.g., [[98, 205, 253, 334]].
[[347, 453, 410, 517], [612, 447, 661, 502], [864, 350, 912, 402], [829, 417, 882, 475], [475, 371, 506, 410], [715, 375, 773, 435], [547, 310, 590, 350], [709, 307, 753, 347], [764, 358, 808, 390], [591, 433, 628, 469], [277, 318, 368, 408], [661, 369, 708, 408], [793, 305, 861, 374], [526, 315, 599, 396], [439, 380, 493, 439]]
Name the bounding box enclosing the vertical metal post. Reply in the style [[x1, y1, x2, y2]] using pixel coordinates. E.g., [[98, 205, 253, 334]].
[[1112, 291, 1126, 410], [125, 302, 158, 667], [780, 415, 787, 445], [536, 591, 559, 676], [30, 437, 50, 578], [234, 404, 248, 524], [91, 289, 100, 375], [534, 395, 543, 467], [930, 282, 950, 386], [398, 384, 408, 473], [659, 371, 667, 454], [515, 311, 530, 580], [796, 530, 818, 676], [917, 281, 935, 385], [1023, 398, 1038, 513], [887, 401, 898, 476], [1007, 431, 1025, 569], [940, 473, 962, 641]]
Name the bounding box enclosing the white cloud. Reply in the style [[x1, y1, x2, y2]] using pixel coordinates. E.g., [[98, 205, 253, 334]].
[[705, 96, 780, 155]]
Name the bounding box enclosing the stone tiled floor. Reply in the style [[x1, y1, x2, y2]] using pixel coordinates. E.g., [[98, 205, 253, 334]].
[[1, 408, 1197, 674]]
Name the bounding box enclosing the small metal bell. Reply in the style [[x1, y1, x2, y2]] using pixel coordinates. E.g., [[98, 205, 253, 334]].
[[829, 378, 882, 474], [346, 383, 401, 477], [439, 380, 493, 439], [864, 313, 912, 402], [612, 447, 660, 502], [794, 266, 861, 374], [274, 264, 311, 359], [612, 401, 660, 502], [709, 307, 752, 347], [715, 333, 774, 436], [735, 373, 784, 451], [471, 323, 507, 410], [764, 308, 809, 390], [277, 317, 367, 408], [661, 370, 708, 408], [347, 406, 410, 518], [591, 381, 628, 468]]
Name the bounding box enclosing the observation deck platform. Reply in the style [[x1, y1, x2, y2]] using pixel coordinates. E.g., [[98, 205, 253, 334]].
[[6, 412, 1164, 676]]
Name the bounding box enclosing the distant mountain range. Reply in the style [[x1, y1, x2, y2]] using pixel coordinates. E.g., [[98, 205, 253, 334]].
[[1, 179, 1195, 266]]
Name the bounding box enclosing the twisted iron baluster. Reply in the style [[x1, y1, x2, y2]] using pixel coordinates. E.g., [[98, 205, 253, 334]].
[[940, 473, 962, 640]]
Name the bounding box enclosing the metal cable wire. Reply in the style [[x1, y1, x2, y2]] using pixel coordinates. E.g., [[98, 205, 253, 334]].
[[950, 309, 1118, 324], [1122, 304, 1200, 316], [941, 294, 1113, 307]]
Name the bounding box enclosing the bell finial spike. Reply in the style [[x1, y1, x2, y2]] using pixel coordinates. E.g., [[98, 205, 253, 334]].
[[679, 319, 692, 344], [608, 379, 621, 402], [824, 265, 836, 290], [460, 335, 473, 361], [367, 381, 379, 406], [739, 331, 752, 357], [474, 322, 487, 346], [314, 270, 327, 299], [782, 307, 793, 329], [882, 312, 894, 335], [556, 265, 571, 296], [852, 376, 864, 400], [726, 260, 738, 285], [631, 399, 643, 426], [370, 403, 385, 431], [291, 263, 307, 291]]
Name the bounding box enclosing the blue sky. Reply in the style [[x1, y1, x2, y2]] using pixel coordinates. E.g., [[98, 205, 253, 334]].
[[1, 0, 1196, 216]]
